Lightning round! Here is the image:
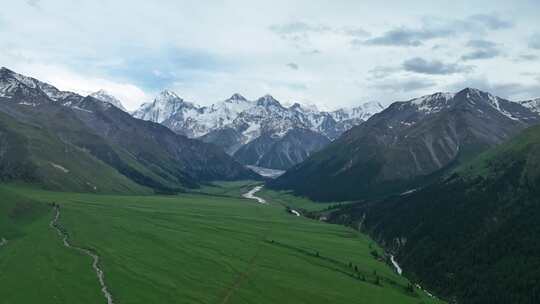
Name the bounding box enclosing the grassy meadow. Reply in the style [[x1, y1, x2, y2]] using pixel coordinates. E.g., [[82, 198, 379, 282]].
[[0, 182, 443, 304]]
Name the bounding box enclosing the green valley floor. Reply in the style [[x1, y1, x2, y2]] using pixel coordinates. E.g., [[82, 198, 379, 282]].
[[0, 182, 443, 304]]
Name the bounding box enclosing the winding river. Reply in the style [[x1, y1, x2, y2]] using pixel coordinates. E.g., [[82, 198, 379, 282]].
[[242, 186, 267, 204]]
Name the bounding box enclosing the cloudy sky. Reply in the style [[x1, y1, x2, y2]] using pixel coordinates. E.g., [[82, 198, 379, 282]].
[[2, 0, 540, 110]]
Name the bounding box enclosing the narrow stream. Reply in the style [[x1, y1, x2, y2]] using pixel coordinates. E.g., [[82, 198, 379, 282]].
[[50, 206, 114, 304], [390, 253, 435, 298]]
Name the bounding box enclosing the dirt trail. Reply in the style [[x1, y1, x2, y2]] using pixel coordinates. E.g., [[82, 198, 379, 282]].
[[220, 188, 274, 304], [219, 248, 262, 304], [50, 206, 114, 304]]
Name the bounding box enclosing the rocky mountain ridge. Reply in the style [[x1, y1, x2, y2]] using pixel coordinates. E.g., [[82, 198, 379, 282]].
[[0, 67, 257, 193], [270, 88, 540, 201], [132, 90, 385, 169]]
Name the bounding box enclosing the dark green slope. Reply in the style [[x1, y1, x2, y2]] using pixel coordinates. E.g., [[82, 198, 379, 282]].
[[271, 89, 539, 201], [329, 124, 540, 304], [0, 109, 149, 193]]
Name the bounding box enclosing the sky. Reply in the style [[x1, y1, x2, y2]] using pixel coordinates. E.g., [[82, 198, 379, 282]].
[[1, 0, 540, 111]]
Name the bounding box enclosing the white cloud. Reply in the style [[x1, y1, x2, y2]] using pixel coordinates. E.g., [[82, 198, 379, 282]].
[[1, 0, 539, 109]]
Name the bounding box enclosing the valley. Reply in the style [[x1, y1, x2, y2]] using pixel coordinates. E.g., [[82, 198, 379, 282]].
[[327, 123, 540, 304], [3, 1, 540, 303], [1, 67, 540, 303], [0, 182, 442, 304]]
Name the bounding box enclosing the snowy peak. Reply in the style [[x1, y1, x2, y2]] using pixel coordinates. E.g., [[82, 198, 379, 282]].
[[89, 90, 127, 111], [520, 98, 540, 114], [0, 68, 131, 114], [454, 88, 538, 121], [454, 88, 508, 108], [157, 89, 181, 100], [133, 89, 388, 170], [228, 93, 248, 102], [132, 91, 386, 146], [0, 67, 75, 103], [256, 95, 282, 108], [133, 90, 198, 123], [289, 102, 301, 109], [331, 101, 385, 121], [403, 88, 539, 122], [408, 92, 456, 114], [355, 101, 386, 115], [157, 90, 197, 109], [0, 67, 36, 89], [455, 87, 496, 104], [290, 102, 319, 113], [289, 102, 304, 112]]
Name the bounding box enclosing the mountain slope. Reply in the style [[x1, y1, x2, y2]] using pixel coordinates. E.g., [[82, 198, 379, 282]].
[[0, 108, 149, 193], [271, 89, 540, 201], [234, 128, 330, 170], [0, 67, 257, 193], [328, 123, 540, 304], [134, 91, 384, 169]]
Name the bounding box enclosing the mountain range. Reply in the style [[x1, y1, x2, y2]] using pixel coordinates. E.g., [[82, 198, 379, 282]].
[[520, 97, 540, 113], [3, 65, 540, 304], [131, 90, 384, 170], [270, 88, 540, 201], [0, 67, 257, 193]]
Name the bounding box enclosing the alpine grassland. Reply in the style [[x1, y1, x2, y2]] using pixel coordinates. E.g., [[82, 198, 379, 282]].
[[0, 182, 443, 304]]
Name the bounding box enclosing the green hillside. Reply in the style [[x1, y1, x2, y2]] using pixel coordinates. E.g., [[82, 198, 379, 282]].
[[0, 68, 259, 195], [0, 111, 150, 194], [0, 183, 443, 304], [329, 124, 540, 304]]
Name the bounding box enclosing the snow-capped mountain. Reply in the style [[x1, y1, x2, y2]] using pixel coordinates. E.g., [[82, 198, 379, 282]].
[[0, 67, 124, 114], [0, 67, 258, 191], [271, 88, 540, 201], [0, 67, 75, 103], [132, 90, 385, 169], [89, 90, 127, 111], [520, 98, 540, 114], [131, 90, 199, 125]]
